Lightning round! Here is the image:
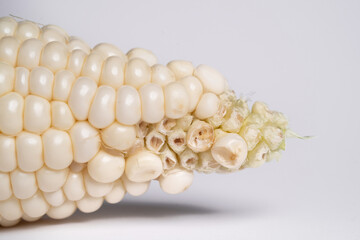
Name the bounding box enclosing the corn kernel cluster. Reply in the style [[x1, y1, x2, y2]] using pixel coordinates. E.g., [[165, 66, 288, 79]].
[[0, 16, 288, 227]]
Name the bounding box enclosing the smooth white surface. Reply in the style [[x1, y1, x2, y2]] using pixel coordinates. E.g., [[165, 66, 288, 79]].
[[1, 0, 360, 239]]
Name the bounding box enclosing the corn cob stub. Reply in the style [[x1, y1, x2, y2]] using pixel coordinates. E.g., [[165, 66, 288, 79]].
[[0, 16, 289, 227]]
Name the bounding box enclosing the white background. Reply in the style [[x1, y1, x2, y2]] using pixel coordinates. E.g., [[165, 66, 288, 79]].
[[0, 0, 359, 239]]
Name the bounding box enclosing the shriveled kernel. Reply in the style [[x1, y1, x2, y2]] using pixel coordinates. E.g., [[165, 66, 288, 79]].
[[160, 144, 178, 170], [251, 102, 273, 121], [175, 114, 194, 132], [262, 125, 284, 151], [136, 121, 150, 139], [245, 141, 270, 168], [155, 118, 176, 135], [186, 120, 214, 153], [198, 150, 221, 173], [221, 108, 245, 133], [145, 129, 165, 153], [239, 124, 261, 151], [179, 148, 199, 170], [167, 128, 187, 154]]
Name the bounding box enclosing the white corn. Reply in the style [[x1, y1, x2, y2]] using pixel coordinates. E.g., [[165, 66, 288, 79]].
[[158, 167, 194, 194], [43, 189, 65, 207], [105, 179, 126, 204], [125, 58, 151, 89], [0, 17, 291, 226], [76, 193, 103, 213], [164, 82, 189, 119], [121, 175, 150, 197], [167, 60, 194, 80], [151, 64, 175, 87], [127, 48, 157, 66], [101, 122, 137, 151], [36, 166, 68, 192], [125, 150, 163, 182], [87, 150, 125, 183]]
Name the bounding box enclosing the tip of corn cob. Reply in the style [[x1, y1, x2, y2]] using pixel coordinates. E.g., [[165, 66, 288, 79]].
[[0, 16, 290, 227]]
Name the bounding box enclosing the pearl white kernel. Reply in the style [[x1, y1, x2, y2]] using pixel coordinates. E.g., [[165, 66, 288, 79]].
[[164, 82, 189, 119]]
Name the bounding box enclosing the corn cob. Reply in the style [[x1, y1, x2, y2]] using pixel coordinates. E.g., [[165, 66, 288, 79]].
[[0, 16, 289, 227]]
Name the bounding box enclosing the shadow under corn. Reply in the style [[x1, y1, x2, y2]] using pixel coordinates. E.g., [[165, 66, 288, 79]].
[[1, 199, 267, 231]]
